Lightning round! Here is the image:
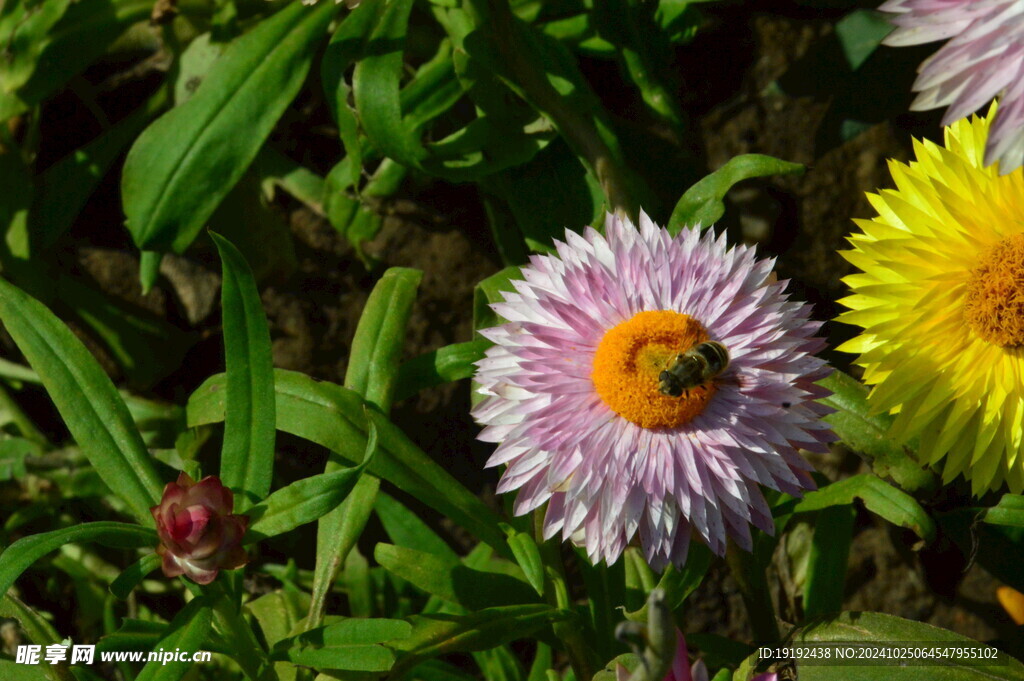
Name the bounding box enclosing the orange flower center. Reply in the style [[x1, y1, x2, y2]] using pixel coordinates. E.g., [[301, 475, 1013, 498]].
[[591, 310, 715, 429], [964, 233, 1024, 347]]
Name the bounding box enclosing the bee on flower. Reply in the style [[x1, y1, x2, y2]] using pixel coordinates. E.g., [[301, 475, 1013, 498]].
[[838, 105, 1024, 494], [472, 213, 834, 570]]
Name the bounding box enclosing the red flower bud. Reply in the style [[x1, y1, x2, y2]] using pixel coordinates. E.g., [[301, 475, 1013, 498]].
[[151, 473, 249, 584]]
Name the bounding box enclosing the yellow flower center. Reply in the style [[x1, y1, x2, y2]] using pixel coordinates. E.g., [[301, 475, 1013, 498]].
[[964, 233, 1024, 347], [591, 310, 715, 429]]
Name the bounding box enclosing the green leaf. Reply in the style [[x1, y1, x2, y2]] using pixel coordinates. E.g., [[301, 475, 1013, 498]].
[[109, 553, 162, 600], [739, 612, 1024, 681], [122, 2, 336, 254], [321, 0, 387, 188], [390, 605, 571, 677], [481, 139, 605, 254], [247, 460, 371, 542], [135, 598, 213, 681], [187, 369, 509, 555], [211, 232, 276, 510], [835, 9, 895, 71], [345, 267, 423, 411], [0, 277, 163, 522], [624, 542, 712, 622], [254, 147, 327, 216], [247, 590, 312, 647], [818, 371, 934, 491], [351, 0, 421, 166], [375, 491, 457, 559], [803, 504, 855, 619], [667, 154, 805, 234], [0, 523, 156, 596], [794, 474, 934, 543], [273, 617, 411, 672], [31, 89, 167, 252], [97, 619, 168, 653], [0, 0, 152, 118], [983, 494, 1024, 527], [375, 543, 539, 610], [393, 339, 489, 403], [502, 525, 544, 597], [0, 0, 73, 94], [55, 273, 193, 389], [473, 266, 523, 332], [0, 593, 64, 648]]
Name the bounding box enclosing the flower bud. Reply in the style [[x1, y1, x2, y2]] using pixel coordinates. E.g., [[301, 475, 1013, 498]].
[[150, 473, 249, 584]]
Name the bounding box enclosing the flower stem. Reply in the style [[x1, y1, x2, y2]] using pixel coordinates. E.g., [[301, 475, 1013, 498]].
[[209, 582, 277, 681], [534, 511, 597, 681], [725, 540, 781, 645]]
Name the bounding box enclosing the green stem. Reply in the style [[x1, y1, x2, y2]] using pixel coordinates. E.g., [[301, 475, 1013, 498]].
[[725, 541, 780, 645], [209, 582, 277, 681], [534, 512, 597, 681]]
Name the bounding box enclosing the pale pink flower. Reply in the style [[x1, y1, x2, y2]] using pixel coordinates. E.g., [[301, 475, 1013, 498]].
[[151, 473, 249, 584], [473, 213, 832, 570], [880, 0, 1024, 173]]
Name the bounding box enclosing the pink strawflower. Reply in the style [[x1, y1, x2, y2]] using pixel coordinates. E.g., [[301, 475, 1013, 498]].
[[151, 473, 249, 584], [880, 0, 1024, 173], [472, 213, 833, 570]]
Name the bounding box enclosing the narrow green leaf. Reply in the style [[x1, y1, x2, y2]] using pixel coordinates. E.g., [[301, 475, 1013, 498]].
[[97, 619, 168, 654], [835, 9, 895, 71], [212, 232, 276, 510], [56, 273, 193, 389], [818, 371, 933, 491], [247, 460, 371, 541], [794, 474, 934, 543], [0, 0, 151, 116], [109, 553, 162, 600], [0, 0, 73, 92], [31, 89, 167, 251], [123, 1, 336, 253], [983, 494, 1024, 527], [280, 617, 412, 648], [739, 612, 1024, 681], [624, 542, 712, 622], [375, 491, 457, 559], [803, 504, 855, 619], [351, 0, 423, 168], [310, 416, 381, 624], [393, 339, 489, 402], [0, 277, 163, 522], [667, 154, 805, 234], [345, 267, 423, 412], [503, 526, 545, 597], [135, 599, 213, 681], [276, 645, 396, 671], [473, 266, 523, 332], [321, 0, 388, 187], [246, 590, 312, 648], [254, 147, 326, 215], [0, 523, 156, 596], [390, 605, 571, 677], [187, 369, 510, 555], [0, 594, 64, 648], [375, 543, 538, 610]]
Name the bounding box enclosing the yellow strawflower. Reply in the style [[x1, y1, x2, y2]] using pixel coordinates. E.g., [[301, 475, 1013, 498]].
[[838, 103, 1024, 494]]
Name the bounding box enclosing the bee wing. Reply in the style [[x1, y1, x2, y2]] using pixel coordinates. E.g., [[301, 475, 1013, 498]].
[[714, 371, 746, 390]]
